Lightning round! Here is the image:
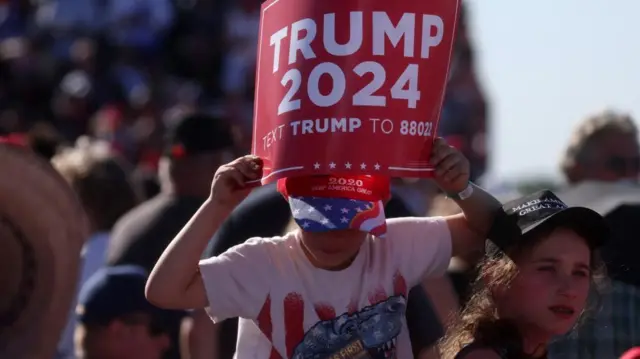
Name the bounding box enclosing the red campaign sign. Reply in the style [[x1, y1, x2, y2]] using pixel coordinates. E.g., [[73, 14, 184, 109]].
[[251, 0, 460, 184]]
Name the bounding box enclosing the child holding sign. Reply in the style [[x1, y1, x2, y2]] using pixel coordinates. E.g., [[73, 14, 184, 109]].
[[146, 138, 502, 359]]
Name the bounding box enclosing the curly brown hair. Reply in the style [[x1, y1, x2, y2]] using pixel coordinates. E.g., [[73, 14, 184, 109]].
[[438, 226, 607, 359]]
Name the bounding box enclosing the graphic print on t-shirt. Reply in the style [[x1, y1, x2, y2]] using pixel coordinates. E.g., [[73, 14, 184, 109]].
[[292, 295, 406, 359], [256, 272, 409, 359]]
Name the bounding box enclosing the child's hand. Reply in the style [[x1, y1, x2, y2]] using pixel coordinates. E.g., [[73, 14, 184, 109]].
[[210, 155, 262, 208], [430, 137, 470, 194]]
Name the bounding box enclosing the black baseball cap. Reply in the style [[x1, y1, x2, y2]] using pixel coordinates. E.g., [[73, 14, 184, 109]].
[[487, 190, 609, 253], [76, 265, 164, 326], [164, 113, 234, 159]]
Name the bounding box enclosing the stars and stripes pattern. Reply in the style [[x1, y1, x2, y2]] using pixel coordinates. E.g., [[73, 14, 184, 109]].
[[288, 197, 387, 237]]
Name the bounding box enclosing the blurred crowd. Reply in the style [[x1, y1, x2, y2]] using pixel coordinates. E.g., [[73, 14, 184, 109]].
[[4, 1, 640, 359], [2, 0, 262, 171]]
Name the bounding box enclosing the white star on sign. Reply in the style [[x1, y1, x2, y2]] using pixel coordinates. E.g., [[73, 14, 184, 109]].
[[293, 209, 300, 215], [323, 204, 332, 211], [307, 206, 315, 213], [329, 162, 336, 169], [340, 217, 349, 223], [345, 162, 352, 169], [321, 218, 330, 225], [302, 222, 310, 228], [355, 207, 363, 212], [313, 162, 320, 169], [374, 163, 381, 170], [341, 208, 349, 213], [360, 163, 367, 170]]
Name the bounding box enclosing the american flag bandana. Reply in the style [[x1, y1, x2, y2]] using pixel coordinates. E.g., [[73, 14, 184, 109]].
[[288, 197, 388, 238], [278, 174, 391, 238]]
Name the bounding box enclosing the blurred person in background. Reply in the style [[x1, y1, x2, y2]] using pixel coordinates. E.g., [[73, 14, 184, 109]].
[[107, 112, 233, 273], [52, 136, 141, 359], [220, 0, 260, 153], [438, 2, 489, 182], [560, 110, 639, 185], [74, 265, 173, 359], [550, 110, 640, 359], [107, 112, 235, 359]]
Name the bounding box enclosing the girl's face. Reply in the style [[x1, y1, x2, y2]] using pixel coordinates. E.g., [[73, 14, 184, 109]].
[[497, 228, 592, 338]]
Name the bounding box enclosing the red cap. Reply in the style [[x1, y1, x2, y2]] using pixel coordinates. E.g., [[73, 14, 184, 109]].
[[277, 174, 391, 202]]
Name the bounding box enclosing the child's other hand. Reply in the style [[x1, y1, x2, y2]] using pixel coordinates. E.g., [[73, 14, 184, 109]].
[[210, 155, 262, 208], [430, 137, 470, 194]]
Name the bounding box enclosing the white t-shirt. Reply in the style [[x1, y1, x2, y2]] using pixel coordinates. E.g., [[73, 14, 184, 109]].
[[198, 216, 452, 359]]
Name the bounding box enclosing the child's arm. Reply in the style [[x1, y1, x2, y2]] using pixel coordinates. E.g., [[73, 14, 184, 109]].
[[378, 141, 501, 288], [428, 138, 502, 257], [443, 185, 502, 257], [145, 155, 262, 310]]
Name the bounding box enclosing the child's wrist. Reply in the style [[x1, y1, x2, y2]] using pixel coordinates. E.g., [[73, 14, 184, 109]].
[[203, 197, 235, 216]]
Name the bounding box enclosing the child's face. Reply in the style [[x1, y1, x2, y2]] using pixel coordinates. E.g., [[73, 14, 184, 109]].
[[299, 229, 367, 270], [497, 228, 592, 338]]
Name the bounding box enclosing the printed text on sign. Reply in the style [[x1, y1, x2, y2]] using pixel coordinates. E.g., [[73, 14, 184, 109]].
[[262, 118, 433, 150], [270, 11, 444, 114]]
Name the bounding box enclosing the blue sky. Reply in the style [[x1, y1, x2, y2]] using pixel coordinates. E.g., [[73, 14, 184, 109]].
[[464, 1, 640, 181]]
